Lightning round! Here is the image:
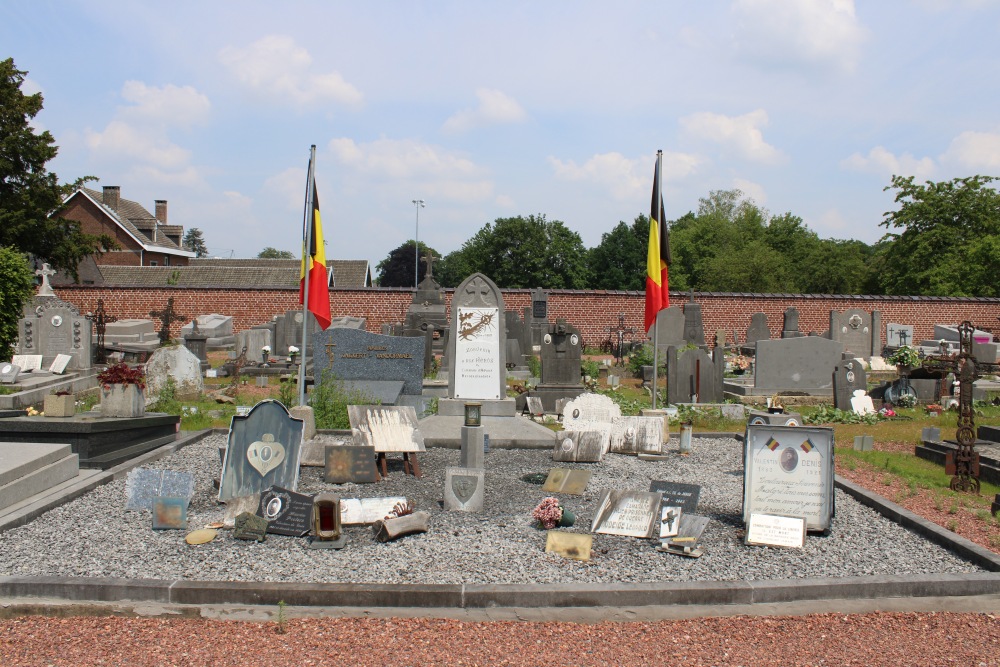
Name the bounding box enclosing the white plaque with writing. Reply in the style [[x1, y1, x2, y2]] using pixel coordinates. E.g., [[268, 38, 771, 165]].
[[11, 354, 43, 371], [745, 513, 806, 548], [340, 496, 408, 525], [454, 307, 501, 399], [591, 490, 662, 538], [742, 425, 835, 532]]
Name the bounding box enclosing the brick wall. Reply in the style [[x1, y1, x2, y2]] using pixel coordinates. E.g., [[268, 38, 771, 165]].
[[52, 285, 1000, 350]]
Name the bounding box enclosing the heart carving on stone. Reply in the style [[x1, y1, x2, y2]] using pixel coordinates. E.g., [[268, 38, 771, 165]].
[[247, 433, 285, 476]]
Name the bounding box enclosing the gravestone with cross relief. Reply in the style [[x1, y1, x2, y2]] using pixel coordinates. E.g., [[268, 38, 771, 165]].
[[448, 273, 507, 400]]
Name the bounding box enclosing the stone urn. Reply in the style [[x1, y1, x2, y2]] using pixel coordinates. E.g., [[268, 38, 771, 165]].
[[99, 384, 146, 418], [43, 393, 75, 418]]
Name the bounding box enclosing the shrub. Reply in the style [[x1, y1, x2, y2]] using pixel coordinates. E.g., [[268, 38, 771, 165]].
[[310, 372, 376, 429], [0, 248, 34, 358]]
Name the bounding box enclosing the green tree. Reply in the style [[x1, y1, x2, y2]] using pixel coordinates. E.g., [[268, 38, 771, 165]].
[[439, 214, 589, 289], [0, 247, 34, 357], [182, 228, 208, 258], [257, 247, 295, 259], [375, 240, 439, 287], [0, 58, 114, 278], [587, 215, 650, 290], [875, 175, 1000, 296]]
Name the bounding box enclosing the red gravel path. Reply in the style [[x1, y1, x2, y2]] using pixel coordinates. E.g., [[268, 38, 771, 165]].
[[2, 613, 999, 666]]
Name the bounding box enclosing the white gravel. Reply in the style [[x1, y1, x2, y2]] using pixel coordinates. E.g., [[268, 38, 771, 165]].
[[0, 434, 984, 584]]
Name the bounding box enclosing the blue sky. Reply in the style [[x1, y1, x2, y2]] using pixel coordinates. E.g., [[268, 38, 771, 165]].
[[6, 1, 1000, 264]]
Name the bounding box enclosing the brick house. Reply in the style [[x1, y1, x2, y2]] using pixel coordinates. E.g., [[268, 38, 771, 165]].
[[59, 185, 195, 267]]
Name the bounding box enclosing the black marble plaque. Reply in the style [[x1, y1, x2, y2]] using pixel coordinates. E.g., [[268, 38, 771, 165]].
[[648, 481, 702, 514], [325, 445, 379, 484], [257, 486, 313, 537]]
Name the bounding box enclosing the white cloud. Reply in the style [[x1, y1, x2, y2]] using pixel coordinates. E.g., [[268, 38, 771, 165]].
[[21, 77, 43, 97], [219, 35, 363, 107], [327, 137, 492, 202], [732, 0, 866, 73], [85, 120, 191, 169], [840, 146, 936, 180], [263, 167, 307, 211], [549, 151, 705, 200], [941, 130, 1000, 170], [120, 81, 210, 127], [442, 88, 528, 133], [733, 178, 767, 205], [680, 110, 785, 164]]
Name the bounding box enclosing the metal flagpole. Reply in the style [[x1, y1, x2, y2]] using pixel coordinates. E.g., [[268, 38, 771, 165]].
[[650, 149, 663, 410], [297, 145, 317, 407]]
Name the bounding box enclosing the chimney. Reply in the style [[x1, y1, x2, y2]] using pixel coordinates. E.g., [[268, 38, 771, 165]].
[[102, 186, 120, 210], [155, 200, 168, 225]]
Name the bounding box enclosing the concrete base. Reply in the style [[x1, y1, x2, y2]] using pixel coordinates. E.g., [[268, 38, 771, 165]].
[[517, 385, 586, 413], [915, 438, 1000, 487], [437, 398, 516, 417], [0, 371, 100, 411], [0, 443, 79, 510], [418, 414, 556, 449]]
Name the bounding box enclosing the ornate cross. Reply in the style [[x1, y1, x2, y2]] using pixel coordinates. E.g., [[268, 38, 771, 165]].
[[35, 263, 56, 296], [91, 299, 117, 365], [149, 297, 185, 344], [423, 249, 435, 279], [605, 312, 636, 366]]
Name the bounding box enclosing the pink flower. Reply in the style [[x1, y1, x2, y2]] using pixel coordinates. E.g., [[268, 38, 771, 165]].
[[531, 497, 563, 529]]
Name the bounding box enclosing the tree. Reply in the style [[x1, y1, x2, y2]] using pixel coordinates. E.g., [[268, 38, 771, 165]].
[[437, 214, 589, 288], [875, 175, 1000, 296], [587, 215, 649, 291], [0, 58, 114, 278], [0, 247, 34, 357], [375, 240, 440, 287], [182, 228, 208, 258], [257, 247, 295, 259]]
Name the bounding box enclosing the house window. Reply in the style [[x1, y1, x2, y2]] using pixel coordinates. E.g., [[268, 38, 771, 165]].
[[150, 261, 158, 266], [164, 255, 170, 266]]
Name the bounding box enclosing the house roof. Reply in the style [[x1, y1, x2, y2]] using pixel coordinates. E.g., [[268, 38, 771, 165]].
[[75, 188, 194, 258], [95, 258, 372, 289], [190, 258, 372, 287]]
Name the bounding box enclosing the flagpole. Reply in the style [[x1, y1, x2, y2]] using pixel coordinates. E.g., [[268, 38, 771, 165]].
[[651, 150, 663, 409], [297, 145, 317, 407]]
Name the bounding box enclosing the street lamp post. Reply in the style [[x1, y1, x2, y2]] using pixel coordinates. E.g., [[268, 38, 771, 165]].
[[412, 199, 425, 289]]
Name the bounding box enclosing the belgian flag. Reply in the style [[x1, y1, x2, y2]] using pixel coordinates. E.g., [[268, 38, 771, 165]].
[[644, 152, 671, 332], [299, 180, 332, 330]]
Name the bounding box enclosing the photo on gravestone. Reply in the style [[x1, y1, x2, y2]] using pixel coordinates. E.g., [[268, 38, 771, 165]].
[[591, 490, 662, 538], [219, 400, 304, 502], [125, 468, 195, 511], [742, 424, 835, 532], [648, 481, 701, 514], [347, 405, 425, 452], [542, 468, 592, 495], [324, 445, 379, 484], [152, 497, 188, 530], [552, 430, 607, 463], [257, 486, 314, 537]]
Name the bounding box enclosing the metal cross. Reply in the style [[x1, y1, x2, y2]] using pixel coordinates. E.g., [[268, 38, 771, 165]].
[[605, 313, 636, 366], [90, 299, 117, 365], [149, 297, 186, 344]]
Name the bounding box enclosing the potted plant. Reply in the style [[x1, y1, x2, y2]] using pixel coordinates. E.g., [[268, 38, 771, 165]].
[[261, 345, 271, 364], [43, 390, 75, 418], [886, 345, 921, 373], [288, 345, 299, 364], [97, 362, 146, 418], [531, 497, 575, 529], [728, 354, 751, 375]]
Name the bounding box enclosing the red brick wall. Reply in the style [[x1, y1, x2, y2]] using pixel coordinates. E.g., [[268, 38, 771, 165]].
[[52, 285, 1000, 350]]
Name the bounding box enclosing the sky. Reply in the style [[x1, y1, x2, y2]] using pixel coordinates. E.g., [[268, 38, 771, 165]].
[[5, 1, 1000, 266]]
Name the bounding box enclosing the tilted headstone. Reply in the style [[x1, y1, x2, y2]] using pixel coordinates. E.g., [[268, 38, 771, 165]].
[[0, 362, 21, 384], [833, 358, 868, 411], [591, 490, 662, 538], [885, 323, 914, 349], [829, 309, 877, 359], [561, 393, 621, 431], [607, 416, 664, 455], [665, 346, 725, 404], [448, 273, 506, 400], [180, 314, 234, 340], [444, 466, 485, 512], [542, 468, 592, 495], [313, 327, 424, 399], [18, 297, 93, 370], [219, 399, 304, 502], [745, 313, 772, 348], [48, 354, 72, 374], [144, 345, 205, 402], [782, 307, 803, 338], [340, 496, 408, 525], [324, 445, 379, 484], [648, 481, 701, 514], [11, 355, 42, 371], [552, 430, 608, 463], [347, 405, 425, 452], [257, 485, 314, 537], [754, 336, 845, 393]]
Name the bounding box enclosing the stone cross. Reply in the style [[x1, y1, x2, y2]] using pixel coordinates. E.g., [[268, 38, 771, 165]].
[[149, 297, 186, 344], [35, 263, 56, 297], [424, 249, 435, 279]]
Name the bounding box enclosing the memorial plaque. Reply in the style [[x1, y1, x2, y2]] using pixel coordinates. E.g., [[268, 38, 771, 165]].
[[185, 528, 217, 545], [258, 486, 313, 537], [608, 416, 663, 455], [11, 355, 43, 372], [347, 405, 425, 453], [742, 424, 835, 532], [340, 496, 408, 525], [48, 354, 72, 374], [545, 531, 592, 562], [591, 490, 662, 538], [125, 468, 195, 511], [152, 497, 188, 530], [552, 430, 607, 463], [659, 506, 682, 539], [454, 306, 502, 399], [324, 445, 379, 484], [312, 327, 424, 397], [745, 513, 806, 548], [542, 468, 592, 495], [444, 466, 485, 512], [0, 363, 21, 384], [648, 481, 701, 514], [233, 511, 269, 542], [219, 400, 304, 502]]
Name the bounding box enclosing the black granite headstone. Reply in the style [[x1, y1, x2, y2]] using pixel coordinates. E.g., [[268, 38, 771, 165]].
[[648, 481, 702, 514], [258, 485, 313, 537]]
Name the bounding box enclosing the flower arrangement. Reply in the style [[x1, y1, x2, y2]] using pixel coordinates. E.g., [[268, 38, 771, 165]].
[[879, 407, 896, 418], [288, 345, 299, 357], [97, 362, 145, 390], [532, 497, 569, 529], [886, 345, 921, 368], [262, 345, 271, 353], [730, 354, 751, 371]]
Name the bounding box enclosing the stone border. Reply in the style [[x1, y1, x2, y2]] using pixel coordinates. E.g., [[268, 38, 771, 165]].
[[2, 429, 1000, 614]]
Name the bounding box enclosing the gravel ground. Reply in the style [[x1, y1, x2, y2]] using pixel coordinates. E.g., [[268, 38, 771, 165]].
[[0, 434, 984, 584]]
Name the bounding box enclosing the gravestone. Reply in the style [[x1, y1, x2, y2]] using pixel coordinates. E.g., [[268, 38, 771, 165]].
[[833, 358, 868, 411], [233, 512, 269, 541], [448, 273, 506, 400], [528, 288, 549, 347], [504, 310, 527, 372], [103, 319, 159, 353], [340, 496, 408, 525], [444, 466, 485, 512], [653, 307, 685, 348], [34, 262, 57, 297], [754, 336, 845, 394], [403, 251, 448, 355], [552, 430, 608, 463], [523, 319, 586, 412], [257, 485, 313, 536], [0, 363, 21, 384], [682, 296, 706, 347], [18, 297, 93, 370], [274, 309, 321, 356], [542, 468, 592, 495], [124, 468, 195, 511], [219, 400, 304, 502], [149, 298, 186, 344], [829, 309, 877, 359], [886, 323, 914, 349], [744, 313, 772, 349], [782, 307, 804, 338], [324, 445, 379, 484], [850, 390, 876, 416], [743, 424, 835, 532], [648, 481, 701, 514], [591, 490, 661, 538], [182, 323, 209, 371], [180, 314, 234, 342], [11, 355, 42, 371], [151, 498, 187, 530], [666, 346, 725, 404], [144, 345, 205, 402], [235, 327, 273, 361], [561, 393, 621, 431], [347, 405, 426, 453], [313, 328, 424, 403], [607, 416, 664, 455], [48, 354, 72, 374]]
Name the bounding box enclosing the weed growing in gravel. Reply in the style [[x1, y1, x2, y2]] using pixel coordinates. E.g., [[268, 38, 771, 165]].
[[275, 599, 287, 634], [947, 519, 958, 532], [948, 501, 959, 515]]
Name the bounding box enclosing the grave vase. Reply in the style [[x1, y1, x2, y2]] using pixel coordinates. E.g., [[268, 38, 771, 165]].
[[558, 508, 575, 527], [43, 394, 75, 418], [100, 383, 146, 418]]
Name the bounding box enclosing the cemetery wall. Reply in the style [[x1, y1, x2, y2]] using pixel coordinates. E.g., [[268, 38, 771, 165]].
[[54, 286, 1000, 349]]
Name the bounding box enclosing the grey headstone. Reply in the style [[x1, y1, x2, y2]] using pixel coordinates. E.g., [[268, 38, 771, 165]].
[[125, 468, 195, 511], [180, 314, 233, 339], [313, 328, 424, 397], [745, 313, 771, 346], [922, 426, 941, 442], [444, 466, 485, 512], [782, 307, 803, 338], [448, 273, 506, 400], [0, 362, 22, 384], [561, 394, 621, 428], [886, 323, 914, 349], [608, 416, 664, 455], [218, 400, 304, 502], [829, 309, 874, 359], [653, 307, 685, 347], [682, 300, 706, 347], [539, 319, 583, 386], [20, 297, 93, 370], [666, 346, 725, 404], [144, 345, 205, 402], [103, 319, 157, 343], [754, 336, 845, 393], [235, 328, 272, 358], [552, 430, 607, 462], [833, 358, 868, 411]]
